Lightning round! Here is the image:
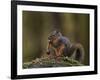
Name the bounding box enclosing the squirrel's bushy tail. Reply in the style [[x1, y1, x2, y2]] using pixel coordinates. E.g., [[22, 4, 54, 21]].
[[69, 43, 84, 63]]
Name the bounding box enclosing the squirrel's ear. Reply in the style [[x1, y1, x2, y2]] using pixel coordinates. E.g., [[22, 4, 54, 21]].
[[56, 31, 62, 36], [58, 32, 62, 36], [56, 30, 59, 33]]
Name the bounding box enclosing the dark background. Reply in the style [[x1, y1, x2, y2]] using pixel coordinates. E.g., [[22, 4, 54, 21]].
[[22, 11, 89, 65]]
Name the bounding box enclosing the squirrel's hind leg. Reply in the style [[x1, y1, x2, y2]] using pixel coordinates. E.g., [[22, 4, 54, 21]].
[[69, 43, 84, 63]]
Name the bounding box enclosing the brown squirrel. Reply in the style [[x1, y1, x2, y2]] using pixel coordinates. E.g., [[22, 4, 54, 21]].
[[46, 31, 84, 63]]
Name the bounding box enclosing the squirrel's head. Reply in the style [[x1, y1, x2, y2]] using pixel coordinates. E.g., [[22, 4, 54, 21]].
[[48, 31, 62, 43]]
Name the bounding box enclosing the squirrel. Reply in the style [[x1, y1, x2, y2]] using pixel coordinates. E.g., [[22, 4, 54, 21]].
[[46, 31, 84, 63]]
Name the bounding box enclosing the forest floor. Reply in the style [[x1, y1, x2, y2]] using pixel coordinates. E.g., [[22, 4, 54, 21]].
[[23, 56, 83, 69]]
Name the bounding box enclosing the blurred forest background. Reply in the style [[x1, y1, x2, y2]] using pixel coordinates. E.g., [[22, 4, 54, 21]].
[[22, 11, 89, 65]]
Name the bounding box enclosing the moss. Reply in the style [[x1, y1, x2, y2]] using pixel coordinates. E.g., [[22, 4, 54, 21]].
[[23, 56, 83, 69]]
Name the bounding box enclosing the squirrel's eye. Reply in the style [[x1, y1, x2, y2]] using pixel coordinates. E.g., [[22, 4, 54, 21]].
[[52, 35, 55, 37]]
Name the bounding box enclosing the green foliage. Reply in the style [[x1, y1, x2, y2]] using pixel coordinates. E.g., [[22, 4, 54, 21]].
[[23, 56, 83, 69]]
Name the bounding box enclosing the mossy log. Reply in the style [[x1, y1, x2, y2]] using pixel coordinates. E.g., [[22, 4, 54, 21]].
[[23, 56, 83, 69]]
